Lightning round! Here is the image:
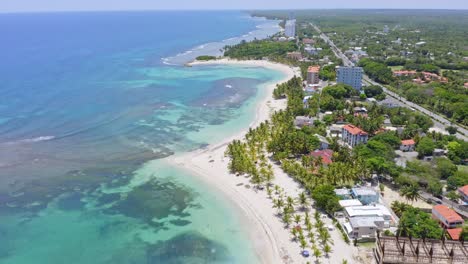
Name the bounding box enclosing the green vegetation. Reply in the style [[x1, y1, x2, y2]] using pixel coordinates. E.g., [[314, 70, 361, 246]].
[[224, 40, 297, 60], [195, 55, 216, 61], [359, 59, 394, 84], [398, 206, 444, 239]]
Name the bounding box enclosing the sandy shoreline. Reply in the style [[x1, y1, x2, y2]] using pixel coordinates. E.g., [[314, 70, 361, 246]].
[[167, 59, 362, 263], [170, 59, 298, 263]]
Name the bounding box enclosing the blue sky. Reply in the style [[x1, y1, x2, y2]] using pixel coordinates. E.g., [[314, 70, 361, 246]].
[[1, 0, 467, 13]]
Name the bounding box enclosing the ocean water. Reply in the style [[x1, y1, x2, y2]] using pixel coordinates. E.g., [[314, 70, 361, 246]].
[[0, 11, 283, 263]]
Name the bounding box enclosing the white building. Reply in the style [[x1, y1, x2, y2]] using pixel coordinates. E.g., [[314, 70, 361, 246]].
[[342, 124, 368, 147], [336, 66, 363, 90], [345, 205, 393, 221], [285, 19, 296, 38], [339, 199, 363, 208], [344, 216, 387, 240]]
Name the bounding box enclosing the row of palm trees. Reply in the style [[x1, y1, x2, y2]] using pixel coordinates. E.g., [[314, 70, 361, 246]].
[[269, 184, 334, 263]]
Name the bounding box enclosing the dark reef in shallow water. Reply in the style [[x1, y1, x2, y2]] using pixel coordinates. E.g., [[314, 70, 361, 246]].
[[103, 179, 198, 227], [146, 231, 230, 264]]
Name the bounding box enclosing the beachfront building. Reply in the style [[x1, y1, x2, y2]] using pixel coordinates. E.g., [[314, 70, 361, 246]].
[[285, 19, 296, 38], [342, 124, 368, 148], [344, 217, 387, 240], [307, 65, 320, 84], [458, 185, 468, 204], [339, 199, 363, 208], [336, 66, 363, 91], [400, 139, 416, 152], [345, 205, 393, 221], [432, 205, 464, 229], [351, 187, 379, 205]]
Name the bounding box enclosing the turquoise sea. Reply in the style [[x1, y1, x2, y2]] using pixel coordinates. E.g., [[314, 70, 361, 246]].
[[0, 11, 284, 263]]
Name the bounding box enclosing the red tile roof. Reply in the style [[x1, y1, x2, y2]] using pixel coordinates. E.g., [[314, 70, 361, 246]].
[[433, 205, 464, 223], [343, 124, 368, 136], [308, 65, 320, 73], [447, 228, 463, 240], [401, 139, 415, 145], [310, 149, 333, 165], [458, 185, 468, 196]]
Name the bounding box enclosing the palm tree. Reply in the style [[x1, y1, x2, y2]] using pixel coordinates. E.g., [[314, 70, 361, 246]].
[[400, 184, 420, 204], [282, 211, 292, 228], [273, 198, 284, 215], [286, 196, 295, 212], [274, 185, 281, 195], [324, 243, 332, 257], [294, 214, 302, 225], [300, 237, 308, 251], [313, 245, 322, 262], [266, 185, 272, 199], [291, 228, 298, 241], [297, 191, 309, 211], [391, 201, 408, 218]]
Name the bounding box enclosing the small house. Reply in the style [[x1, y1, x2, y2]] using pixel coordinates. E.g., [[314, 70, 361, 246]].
[[400, 139, 415, 152], [432, 205, 464, 229]]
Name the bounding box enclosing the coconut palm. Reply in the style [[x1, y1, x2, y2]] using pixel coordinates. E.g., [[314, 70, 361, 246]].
[[313, 245, 322, 262], [291, 228, 298, 241], [274, 185, 281, 195], [294, 214, 302, 225], [273, 198, 284, 215], [400, 184, 420, 204], [300, 237, 308, 250], [324, 243, 332, 257], [391, 201, 408, 218], [282, 211, 292, 228], [286, 196, 295, 212], [297, 191, 309, 211]]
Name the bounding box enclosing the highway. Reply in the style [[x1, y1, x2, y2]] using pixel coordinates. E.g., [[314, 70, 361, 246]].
[[311, 23, 468, 141]]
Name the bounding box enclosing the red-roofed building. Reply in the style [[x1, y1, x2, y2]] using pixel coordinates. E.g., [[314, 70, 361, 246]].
[[446, 228, 463, 241], [310, 149, 334, 165], [342, 124, 368, 147], [400, 139, 416, 152], [432, 205, 464, 229], [458, 185, 468, 204], [307, 65, 320, 84]]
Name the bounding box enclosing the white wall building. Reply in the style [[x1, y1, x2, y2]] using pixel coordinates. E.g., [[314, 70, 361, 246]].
[[336, 66, 363, 90], [344, 216, 387, 240], [345, 205, 393, 221], [285, 19, 296, 38]]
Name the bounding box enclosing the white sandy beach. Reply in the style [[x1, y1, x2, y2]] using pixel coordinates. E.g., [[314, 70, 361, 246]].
[[168, 59, 366, 263]]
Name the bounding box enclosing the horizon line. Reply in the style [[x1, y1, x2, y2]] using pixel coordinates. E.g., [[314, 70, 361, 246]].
[[1, 7, 467, 14]]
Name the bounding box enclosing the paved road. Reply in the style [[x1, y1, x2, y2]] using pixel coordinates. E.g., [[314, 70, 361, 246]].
[[311, 23, 467, 141]]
